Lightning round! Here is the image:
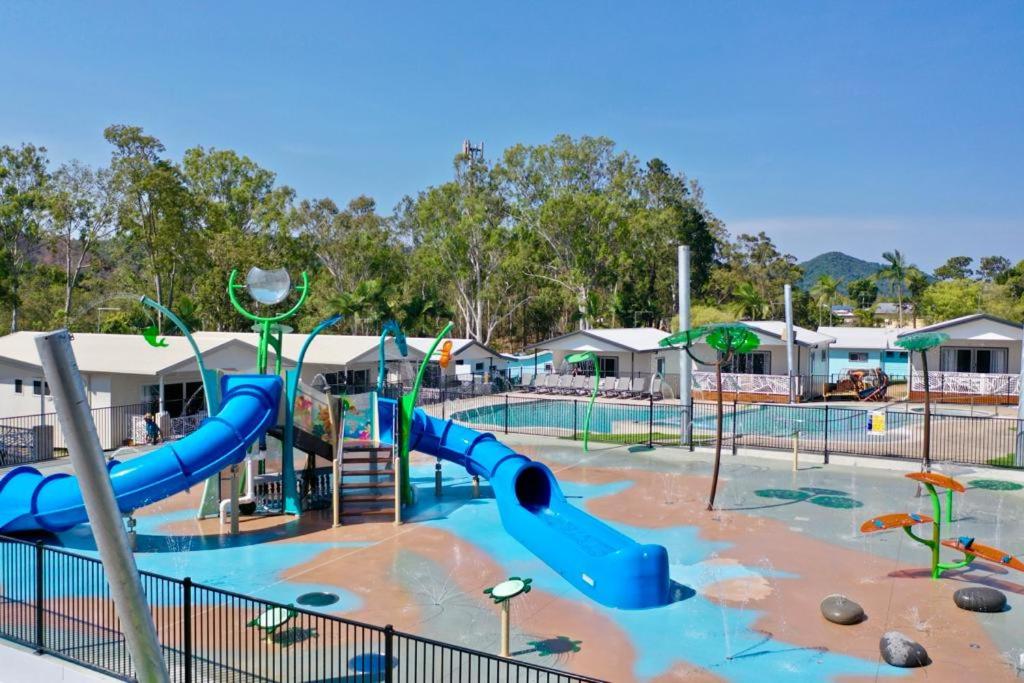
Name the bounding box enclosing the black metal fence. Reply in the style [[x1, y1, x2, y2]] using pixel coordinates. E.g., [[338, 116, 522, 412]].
[[0, 402, 150, 466], [428, 390, 1023, 470], [0, 535, 605, 683]]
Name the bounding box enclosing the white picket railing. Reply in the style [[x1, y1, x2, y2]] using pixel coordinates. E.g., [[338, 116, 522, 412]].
[[911, 369, 1019, 397], [692, 372, 803, 396]]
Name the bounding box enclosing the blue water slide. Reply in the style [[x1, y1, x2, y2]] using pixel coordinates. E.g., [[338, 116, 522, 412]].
[[0, 374, 281, 534], [379, 399, 670, 610]]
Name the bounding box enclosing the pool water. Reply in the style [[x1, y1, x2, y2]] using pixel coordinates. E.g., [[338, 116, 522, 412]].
[[451, 400, 882, 436]]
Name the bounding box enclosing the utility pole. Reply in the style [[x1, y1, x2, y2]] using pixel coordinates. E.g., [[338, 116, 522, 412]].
[[679, 246, 692, 445]]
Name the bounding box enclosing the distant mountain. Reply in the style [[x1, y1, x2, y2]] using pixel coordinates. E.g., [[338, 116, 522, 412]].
[[798, 251, 885, 292]]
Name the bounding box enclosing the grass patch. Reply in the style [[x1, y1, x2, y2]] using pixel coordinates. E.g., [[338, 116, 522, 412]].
[[558, 431, 685, 446], [986, 453, 1019, 468]]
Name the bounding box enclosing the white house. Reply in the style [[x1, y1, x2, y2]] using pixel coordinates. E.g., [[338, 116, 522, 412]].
[[818, 326, 911, 379], [528, 323, 833, 402], [683, 321, 833, 403], [897, 314, 1023, 405], [0, 331, 506, 423]]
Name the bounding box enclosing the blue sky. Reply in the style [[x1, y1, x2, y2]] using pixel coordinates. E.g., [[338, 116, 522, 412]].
[[1, 1, 1021, 270]]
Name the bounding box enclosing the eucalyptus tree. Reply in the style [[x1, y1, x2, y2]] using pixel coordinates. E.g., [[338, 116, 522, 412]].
[[45, 161, 117, 323], [104, 125, 197, 329], [0, 143, 49, 332]]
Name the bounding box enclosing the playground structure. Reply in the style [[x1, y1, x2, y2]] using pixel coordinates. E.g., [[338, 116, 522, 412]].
[[0, 268, 671, 612], [861, 471, 1023, 578], [832, 368, 890, 401]]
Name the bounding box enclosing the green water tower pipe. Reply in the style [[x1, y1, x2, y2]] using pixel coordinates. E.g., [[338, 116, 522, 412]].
[[398, 321, 454, 504], [281, 314, 343, 516]]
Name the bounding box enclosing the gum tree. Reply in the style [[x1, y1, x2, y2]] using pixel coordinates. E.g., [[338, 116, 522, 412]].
[[894, 331, 949, 470], [660, 322, 760, 510]]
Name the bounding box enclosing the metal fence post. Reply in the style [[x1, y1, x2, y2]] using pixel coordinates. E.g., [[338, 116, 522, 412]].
[[688, 400, 695, 452], [183, 577, 193, 683], [441, 386, 446, 421], [504, 394, 509, 434], [384, 624, 394, 683], [731, 398, 738, 456], [35, 541, 44, 653], [648, 393, 654, 448], [823, 404, 830, 465], [572, 400, 578, 441]]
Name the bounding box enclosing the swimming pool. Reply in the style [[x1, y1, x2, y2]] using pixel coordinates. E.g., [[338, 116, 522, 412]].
[[449, 400, 877, 436]]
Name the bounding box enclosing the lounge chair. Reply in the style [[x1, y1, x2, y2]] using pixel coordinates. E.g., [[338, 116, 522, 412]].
[[595, 377, 613, 396], [554, 375, 574, 394], [608, 377, 631, 398], [570, 375, 590, 395], [624, 376, 645, 399], [518, 372, 535, 392], [533, 374, 553, 394], [649, 377, 664, 401]]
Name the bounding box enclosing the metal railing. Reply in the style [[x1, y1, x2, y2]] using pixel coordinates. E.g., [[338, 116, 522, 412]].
[[0, 402, 150, 465], [0, 535, 606, 683], [431, 389, 1024, 470]]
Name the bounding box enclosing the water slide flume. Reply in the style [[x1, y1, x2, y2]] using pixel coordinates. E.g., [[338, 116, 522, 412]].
[[0, 375, 281, 534], [382, 401, 671, 609]]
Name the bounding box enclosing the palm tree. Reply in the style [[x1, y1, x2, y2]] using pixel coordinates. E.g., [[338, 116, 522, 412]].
[[853, 307, 876, 327], [810, 275, 842, 326], [731, 282, 772, 320], [877, 251, 910, 326]]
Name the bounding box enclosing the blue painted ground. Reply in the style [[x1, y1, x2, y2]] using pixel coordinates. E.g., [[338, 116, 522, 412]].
[[402, 461, 904, 682]]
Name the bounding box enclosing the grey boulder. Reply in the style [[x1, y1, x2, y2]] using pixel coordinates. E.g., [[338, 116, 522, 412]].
[[879, 631, 930, 668], [820, 594, 865, 625], [953, 586, 1007, 613]]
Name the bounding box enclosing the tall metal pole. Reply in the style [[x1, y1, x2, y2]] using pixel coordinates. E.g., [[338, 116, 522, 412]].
[[35, 331, 170, 683], [678, 246, 692, 445], [1015, 323, 1024, 466], [784, 284, 796, 404]]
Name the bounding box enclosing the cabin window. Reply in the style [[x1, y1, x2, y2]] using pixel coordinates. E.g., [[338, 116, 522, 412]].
[[940, 347, 1008, 374], [14, 379, 22, 394], [598, 356, 618, 376], [848, 352, 869, 362], [723, 351, 770, 375], [32, 380, 49, 396]]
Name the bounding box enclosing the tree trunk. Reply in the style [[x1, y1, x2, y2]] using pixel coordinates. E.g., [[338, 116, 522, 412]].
[[708, 358, 724, 511]]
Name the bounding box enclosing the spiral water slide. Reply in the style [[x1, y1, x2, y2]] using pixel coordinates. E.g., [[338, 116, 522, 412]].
[[0, 375, 281, 534]]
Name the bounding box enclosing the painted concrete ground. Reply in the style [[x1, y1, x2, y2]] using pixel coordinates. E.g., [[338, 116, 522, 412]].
[[18, 438, 1024, 682]]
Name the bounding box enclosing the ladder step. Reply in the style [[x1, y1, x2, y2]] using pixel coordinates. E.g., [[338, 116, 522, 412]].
[[342, 440, 392, 453], [340, 509, 394, 518], [342, 456, 391, 464], [342, 494, 395, 503], [339, 482, 393, 490], [341, 470, 395, 478]]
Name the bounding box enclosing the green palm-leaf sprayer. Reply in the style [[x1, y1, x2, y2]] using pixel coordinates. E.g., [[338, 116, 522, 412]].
[[378, 324, 671, 609]]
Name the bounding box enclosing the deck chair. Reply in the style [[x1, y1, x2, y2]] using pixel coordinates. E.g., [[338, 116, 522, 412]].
[[571, 375, 590, 395], [595, 377, 613, 396], [518, 372, 535, 392], [625, 376, 645, 399], [649, 377, 664, 401], [537, 374, 557, 394], [608, 377, 631, 398], [554, 375, 575, 394]]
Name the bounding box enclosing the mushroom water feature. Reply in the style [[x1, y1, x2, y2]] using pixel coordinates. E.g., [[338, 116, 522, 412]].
[[894, 330, 950, 472]]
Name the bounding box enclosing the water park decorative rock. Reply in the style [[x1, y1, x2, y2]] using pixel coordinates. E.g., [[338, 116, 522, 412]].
[[819, 594, 865, 625], [879, 631, 930, 668], [953, 586, 1008, 613]]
